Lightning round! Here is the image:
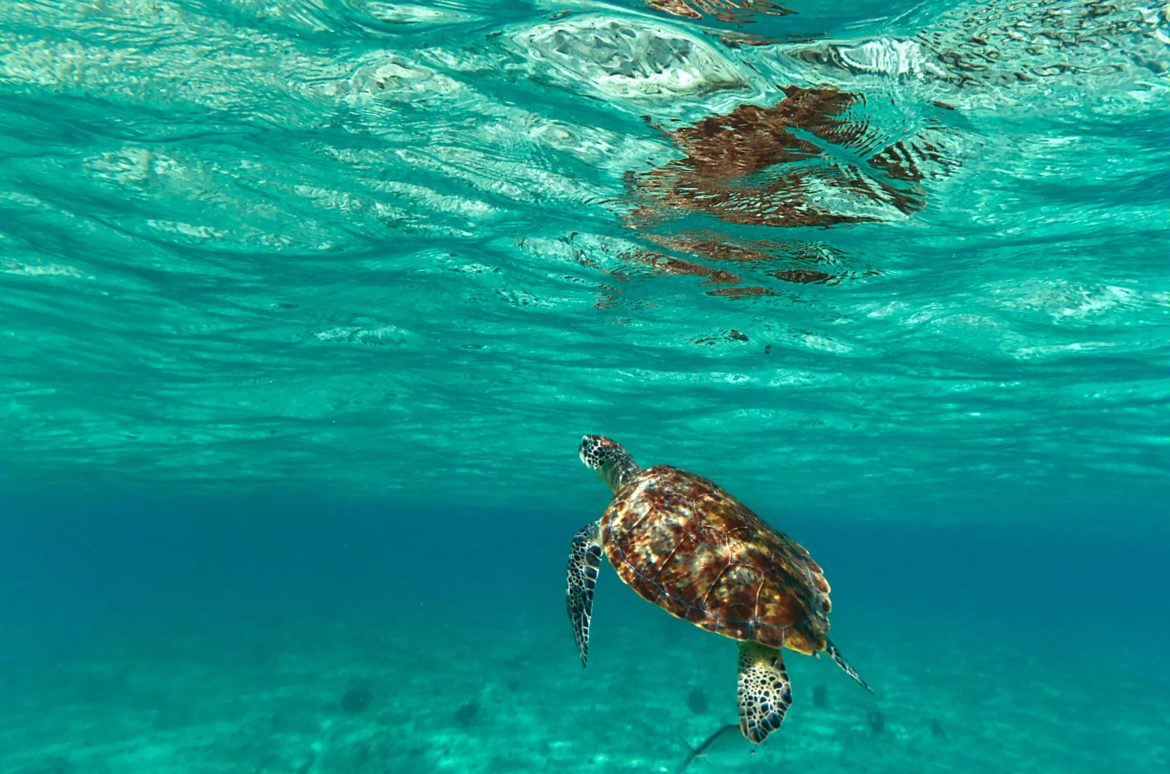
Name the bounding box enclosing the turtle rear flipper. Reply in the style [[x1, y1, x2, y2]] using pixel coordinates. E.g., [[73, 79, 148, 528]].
[[826, 638, 873, 694], [567, 521, 603, 668], [737, 641, 792, 744]]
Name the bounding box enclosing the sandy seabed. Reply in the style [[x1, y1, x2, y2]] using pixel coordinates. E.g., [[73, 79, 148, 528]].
[[1, 610, 1165, 774]]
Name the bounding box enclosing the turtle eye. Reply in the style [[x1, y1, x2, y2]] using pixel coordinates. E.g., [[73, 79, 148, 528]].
[[579, 436, 600, 459]]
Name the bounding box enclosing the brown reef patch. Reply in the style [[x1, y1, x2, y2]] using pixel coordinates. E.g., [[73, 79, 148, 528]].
[[628, 85, 937, 230], [705, 286, 778, 298], [595, 227, 887, 310], [644, 231, 881, 284], [771, 268, 834, 284], [628, 250, 743, 286], [645, 0, 793, 23], [600, 84, 960, 309]]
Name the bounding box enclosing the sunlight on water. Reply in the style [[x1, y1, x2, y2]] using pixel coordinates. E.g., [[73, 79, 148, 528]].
[[1, 0, 1167, 521]]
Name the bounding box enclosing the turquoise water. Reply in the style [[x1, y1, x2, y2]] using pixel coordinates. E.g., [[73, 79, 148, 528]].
[[1, 0, 1168, 771]]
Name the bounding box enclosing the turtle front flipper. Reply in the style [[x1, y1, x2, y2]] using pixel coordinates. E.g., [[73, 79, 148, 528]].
[[737, 641, 792, 744], [566, 521, 603, 668], [826, 638, 874, 694]]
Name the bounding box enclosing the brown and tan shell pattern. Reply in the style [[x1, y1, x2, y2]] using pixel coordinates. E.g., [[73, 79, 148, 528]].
[[602, 465, 831, 654]]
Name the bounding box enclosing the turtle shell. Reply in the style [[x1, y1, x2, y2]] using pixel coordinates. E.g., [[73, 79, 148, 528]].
[[601, 465, 831, 654]]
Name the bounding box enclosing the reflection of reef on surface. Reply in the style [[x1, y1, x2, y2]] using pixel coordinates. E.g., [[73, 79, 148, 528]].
[[513, 14, 751, 101], [591, 230, 880, 310], [600, 85, 956, 308], [645, 0, 793, 23], [919, 0, 1166, 88], [643, 232, 881, 286], [627, 85, 954, 230], [785, 1, 1167, 106]]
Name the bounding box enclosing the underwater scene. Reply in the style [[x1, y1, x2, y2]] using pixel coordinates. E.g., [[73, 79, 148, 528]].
[[1, 0, 1168, 771]]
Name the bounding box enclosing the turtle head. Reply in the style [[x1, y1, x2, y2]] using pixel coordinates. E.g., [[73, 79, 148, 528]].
[[579, 435, 642, 494]]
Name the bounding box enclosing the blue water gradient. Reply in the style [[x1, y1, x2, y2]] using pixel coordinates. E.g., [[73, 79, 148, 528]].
[[1, 495, 1168, 770]]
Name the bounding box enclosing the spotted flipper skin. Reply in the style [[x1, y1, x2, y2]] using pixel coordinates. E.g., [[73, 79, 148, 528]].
[[567, 522, 603, 668], [826, 638, 873, 694], [737, 641, 792, 744]]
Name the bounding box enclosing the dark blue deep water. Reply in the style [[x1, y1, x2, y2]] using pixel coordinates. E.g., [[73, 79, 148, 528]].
[[1, 0, 1168, 771]]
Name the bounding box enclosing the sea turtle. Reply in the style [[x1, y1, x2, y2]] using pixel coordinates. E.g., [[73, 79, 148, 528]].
[[567, 435, 872, 744]]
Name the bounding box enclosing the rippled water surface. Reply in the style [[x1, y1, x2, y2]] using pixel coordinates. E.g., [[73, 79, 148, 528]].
[[3, 0, 1167, 521]]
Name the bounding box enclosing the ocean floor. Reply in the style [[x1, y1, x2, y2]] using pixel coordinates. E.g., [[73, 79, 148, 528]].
[[1, 604, 1166, 774]]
